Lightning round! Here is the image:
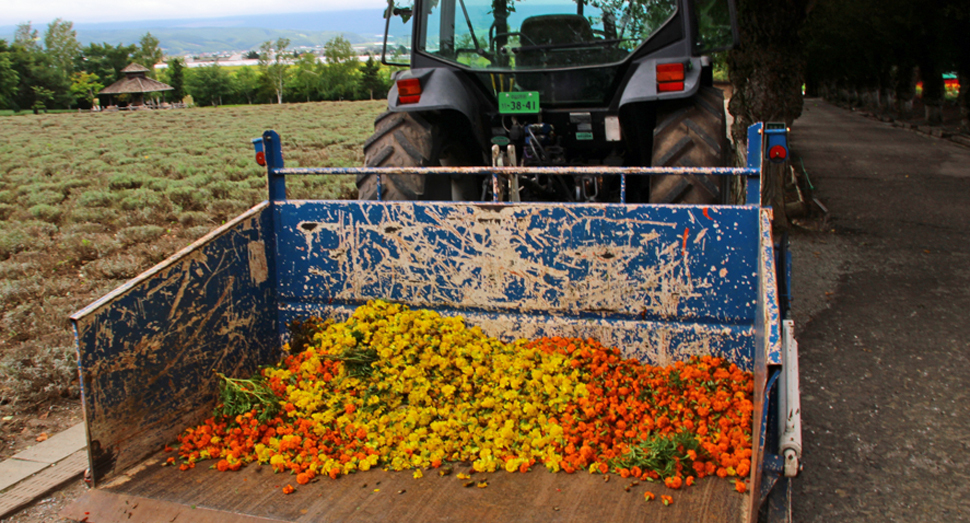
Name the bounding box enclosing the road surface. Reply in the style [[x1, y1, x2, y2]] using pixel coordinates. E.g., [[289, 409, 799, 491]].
[[790, 99, 970, 521]]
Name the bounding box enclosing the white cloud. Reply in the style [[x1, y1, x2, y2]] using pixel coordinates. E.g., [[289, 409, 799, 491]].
[[1, 0, 388, 26]]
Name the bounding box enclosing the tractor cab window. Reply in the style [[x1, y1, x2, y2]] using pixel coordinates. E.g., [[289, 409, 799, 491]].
[[691, 0, 736, 53], [383, 0, 415, 66], [419, 0, 677, 71]]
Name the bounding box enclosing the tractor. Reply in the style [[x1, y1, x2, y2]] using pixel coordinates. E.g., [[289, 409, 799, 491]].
[[360, 0, 737, 204]]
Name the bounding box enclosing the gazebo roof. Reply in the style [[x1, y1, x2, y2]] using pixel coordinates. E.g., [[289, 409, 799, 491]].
[[121, 63, 151, 73], [99, 63, 173, 95]]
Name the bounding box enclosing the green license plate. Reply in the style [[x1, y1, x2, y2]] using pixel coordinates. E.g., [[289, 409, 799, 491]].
[[498, 92, 540, 114]]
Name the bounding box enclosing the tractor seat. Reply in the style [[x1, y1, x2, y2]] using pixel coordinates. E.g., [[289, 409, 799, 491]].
[[517, 14, 595, 68], [520, 14, 594, 46]]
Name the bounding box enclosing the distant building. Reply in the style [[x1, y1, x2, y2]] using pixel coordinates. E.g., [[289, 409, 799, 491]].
[[98, 63, 174, 107]]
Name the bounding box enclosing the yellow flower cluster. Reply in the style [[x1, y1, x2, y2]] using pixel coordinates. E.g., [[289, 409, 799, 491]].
[[264, 300, 586, 474]]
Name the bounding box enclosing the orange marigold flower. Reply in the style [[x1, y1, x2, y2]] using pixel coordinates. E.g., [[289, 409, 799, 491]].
[[661, 495, 673, 506], [663, 476, 682, 489], [282, 484, 295, 494], [297, 473, 310, 485], [735, 480, 747, 493], [644, 491, 656, 501], [736, 461, 751, 478]]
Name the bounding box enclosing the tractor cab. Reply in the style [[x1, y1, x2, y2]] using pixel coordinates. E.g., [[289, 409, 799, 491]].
[[366, 0, 739, 204], [384, 0, 734, 106]]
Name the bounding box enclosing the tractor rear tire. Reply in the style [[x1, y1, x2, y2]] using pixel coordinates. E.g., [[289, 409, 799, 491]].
[[359, 111, 460, 200], [649, 86, 729, 204]]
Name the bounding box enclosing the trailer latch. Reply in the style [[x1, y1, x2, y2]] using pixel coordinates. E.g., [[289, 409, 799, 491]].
[[764, 122, 789, 163], [252, 138, 266, 166]]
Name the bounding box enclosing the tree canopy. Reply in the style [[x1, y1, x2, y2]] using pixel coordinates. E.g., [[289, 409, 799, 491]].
[[0, 24, 394, 112], [134, 33, 164, 77], [801, 0, 969, 125]]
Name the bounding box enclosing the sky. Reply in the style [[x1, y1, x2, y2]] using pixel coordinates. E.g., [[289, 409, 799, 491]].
[[0, 0, 389, 27]]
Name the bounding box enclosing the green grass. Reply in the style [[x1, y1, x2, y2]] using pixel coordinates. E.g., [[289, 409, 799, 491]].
[[0, 100, 385, 410]]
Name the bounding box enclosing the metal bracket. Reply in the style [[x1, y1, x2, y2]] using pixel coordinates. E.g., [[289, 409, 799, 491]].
[[779, 319, 802, 476], [759, 452, 785, 505], [490, 144, 521, 202]]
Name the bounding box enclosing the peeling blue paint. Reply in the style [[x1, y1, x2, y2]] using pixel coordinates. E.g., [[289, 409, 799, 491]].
[[71, 204, 279, 486], [274, 201, 763, 371]]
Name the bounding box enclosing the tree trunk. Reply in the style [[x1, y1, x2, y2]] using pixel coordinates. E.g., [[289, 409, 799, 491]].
[[956, 23, 970, 132], [761, 162, 788, 231], [728, 0, 811, 229], [876, 69, 892, 114], [960, 72, 969, 132], [918, 64, 945, 126], [895, 65, 917, 120], [953, 10, 970, 133]]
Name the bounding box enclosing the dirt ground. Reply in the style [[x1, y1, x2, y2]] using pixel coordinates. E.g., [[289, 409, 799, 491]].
[[3, 99, 969, 521], [1, 401, 83, 462]]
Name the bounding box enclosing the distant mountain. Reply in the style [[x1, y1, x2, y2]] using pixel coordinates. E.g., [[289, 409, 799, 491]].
[[1, 9, 387, 54], [76, 27, 377, 55]]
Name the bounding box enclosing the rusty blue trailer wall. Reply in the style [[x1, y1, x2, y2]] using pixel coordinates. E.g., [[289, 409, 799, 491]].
[[275, 200, 762, 369], [72, 181, 778, 488]]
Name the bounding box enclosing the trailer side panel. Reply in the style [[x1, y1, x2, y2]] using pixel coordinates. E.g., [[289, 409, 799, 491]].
[[72, 203, 279, 485]]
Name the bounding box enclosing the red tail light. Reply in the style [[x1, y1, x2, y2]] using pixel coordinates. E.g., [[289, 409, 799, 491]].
[[658, 81, 685, 92], [657, 63, 685, 92], [656, 63, 685, 82], [769, 145, 788, 161], [397, 78, 422, 104]]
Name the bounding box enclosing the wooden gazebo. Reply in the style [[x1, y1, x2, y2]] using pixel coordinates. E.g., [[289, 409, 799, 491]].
[[98, 63, 173, 108]]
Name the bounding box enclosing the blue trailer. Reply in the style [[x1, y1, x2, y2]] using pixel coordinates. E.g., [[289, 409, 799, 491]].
[[64, 124, 801, 522]]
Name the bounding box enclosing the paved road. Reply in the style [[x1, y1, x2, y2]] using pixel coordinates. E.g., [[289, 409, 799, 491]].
[[789, 100, 970, 521]]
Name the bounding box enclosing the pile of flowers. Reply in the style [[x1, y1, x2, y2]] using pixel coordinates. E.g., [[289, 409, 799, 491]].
[[174, 300, 754, 499]]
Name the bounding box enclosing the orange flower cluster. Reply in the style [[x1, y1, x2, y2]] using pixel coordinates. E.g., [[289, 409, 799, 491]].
[[529, 337, 755, 491], [177, 354, 382, 484]]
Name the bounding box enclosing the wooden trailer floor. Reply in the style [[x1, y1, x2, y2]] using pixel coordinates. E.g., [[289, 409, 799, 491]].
[[62, 451, 748, 523]]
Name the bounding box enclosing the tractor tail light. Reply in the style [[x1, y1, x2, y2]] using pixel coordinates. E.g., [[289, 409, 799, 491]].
[[657, 63, 685, 92], [397, 78, 422, 104]]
